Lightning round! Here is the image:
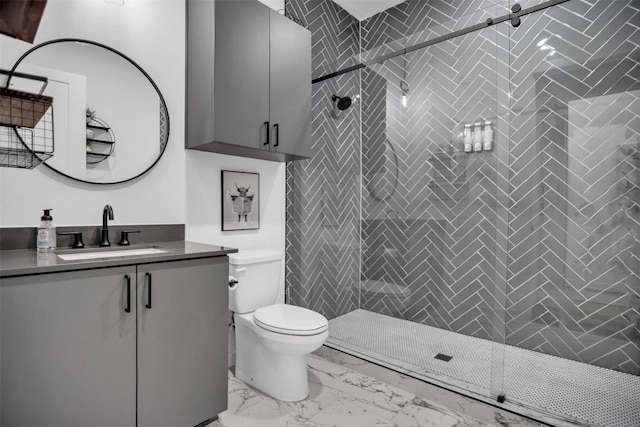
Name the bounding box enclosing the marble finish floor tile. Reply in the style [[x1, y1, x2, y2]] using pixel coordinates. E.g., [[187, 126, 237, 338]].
[[207, 354, 498, 427]]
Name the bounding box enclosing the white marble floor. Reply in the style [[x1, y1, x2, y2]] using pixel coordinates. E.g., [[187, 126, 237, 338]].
[[207, 354, 539, 427]]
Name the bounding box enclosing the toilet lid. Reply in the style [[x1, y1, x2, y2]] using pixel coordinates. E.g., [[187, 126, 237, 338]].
[[254, 304, 328, 336]]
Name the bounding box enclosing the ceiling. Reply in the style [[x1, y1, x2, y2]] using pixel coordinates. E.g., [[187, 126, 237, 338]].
[[331, 0, 405, 21]]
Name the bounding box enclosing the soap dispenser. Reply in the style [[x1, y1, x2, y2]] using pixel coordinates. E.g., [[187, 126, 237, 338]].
[[37, 209, 57, 252], [473, 122, 483, 152], [483, 120, 493, 151], [463, 124, 473, 153]]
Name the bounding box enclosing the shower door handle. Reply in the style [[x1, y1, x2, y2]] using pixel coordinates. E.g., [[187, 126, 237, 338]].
[[273, 123, 279, 147], [263, 121, 270, 147]]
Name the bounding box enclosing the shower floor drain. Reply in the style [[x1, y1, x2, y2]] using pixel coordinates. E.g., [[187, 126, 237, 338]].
[[434, 353, 453, 361]]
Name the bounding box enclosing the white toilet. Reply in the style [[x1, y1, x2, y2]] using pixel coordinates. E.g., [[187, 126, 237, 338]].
[[228, 250, 328, 402]]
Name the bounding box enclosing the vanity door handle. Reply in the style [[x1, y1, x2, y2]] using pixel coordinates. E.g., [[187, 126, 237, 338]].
[[273, 123, 279, 147], [124, 275, 131, 313], [145, 272, 152, 309]]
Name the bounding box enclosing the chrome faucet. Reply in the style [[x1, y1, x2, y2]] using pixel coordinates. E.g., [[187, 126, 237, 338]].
[[100, 204, 114, 247]]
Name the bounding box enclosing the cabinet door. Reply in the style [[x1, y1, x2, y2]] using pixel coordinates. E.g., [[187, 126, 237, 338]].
[[1, 267, 137, 427], [214, 0, 270, 150], [269, 9, 312, 159], [137, 257, 229, 427]]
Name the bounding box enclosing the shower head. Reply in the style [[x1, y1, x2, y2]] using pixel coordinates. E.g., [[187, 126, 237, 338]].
[[332, 95, 352, 111]]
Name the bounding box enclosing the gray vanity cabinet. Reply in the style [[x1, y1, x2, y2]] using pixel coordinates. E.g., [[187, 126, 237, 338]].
[[186, 0, 312, 162], [1, 266, 137, 427], [137, 257, 228, 427], [1, 256, 228, 427]]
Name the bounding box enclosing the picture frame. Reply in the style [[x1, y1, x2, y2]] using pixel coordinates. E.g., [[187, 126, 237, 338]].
[[221, 170, 260, 231]]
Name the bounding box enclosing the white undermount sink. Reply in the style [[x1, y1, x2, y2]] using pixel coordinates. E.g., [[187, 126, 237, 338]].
[[57, 247, 168, 261]]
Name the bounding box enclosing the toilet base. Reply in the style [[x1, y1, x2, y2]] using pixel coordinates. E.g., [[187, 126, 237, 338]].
[[236, 350, 310, 402], [234, 313, 327, 402]]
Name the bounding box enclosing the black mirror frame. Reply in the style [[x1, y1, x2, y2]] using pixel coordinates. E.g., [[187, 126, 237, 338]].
[[8, 38, 170, 185]]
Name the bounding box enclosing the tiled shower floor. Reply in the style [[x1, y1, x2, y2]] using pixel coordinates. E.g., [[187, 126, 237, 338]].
[[328, 309, 640, 427]]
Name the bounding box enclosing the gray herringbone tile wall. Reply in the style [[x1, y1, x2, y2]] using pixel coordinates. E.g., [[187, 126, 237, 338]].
[[286, 0, 361, 319], [286, 0, 640, 377]]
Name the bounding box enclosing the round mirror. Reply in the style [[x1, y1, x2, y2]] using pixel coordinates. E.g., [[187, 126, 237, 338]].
[[8, 38, 169, 184]]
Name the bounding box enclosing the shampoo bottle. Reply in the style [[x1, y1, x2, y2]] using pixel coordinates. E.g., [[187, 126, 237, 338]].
[[37, 209, 56, 252], [473, 122, 483, 152], [463, 124, 473, 153], [483, 120, 493, 151]]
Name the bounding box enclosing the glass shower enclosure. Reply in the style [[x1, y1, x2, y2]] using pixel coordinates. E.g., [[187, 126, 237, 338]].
[[286, 1, 640, 425]]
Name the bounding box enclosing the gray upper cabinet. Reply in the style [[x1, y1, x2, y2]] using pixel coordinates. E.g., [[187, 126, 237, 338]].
[[186, 0, 312, 162], [209, 0, 270, 155], [268, 8, 312, 158]]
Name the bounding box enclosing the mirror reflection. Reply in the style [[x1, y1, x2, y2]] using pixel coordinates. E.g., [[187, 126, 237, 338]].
[[8, 39, 169, 184]]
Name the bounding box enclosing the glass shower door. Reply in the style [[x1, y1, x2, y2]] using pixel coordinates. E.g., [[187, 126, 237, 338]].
[[357, 3, 507, 398], [502, 1, 640, 425]]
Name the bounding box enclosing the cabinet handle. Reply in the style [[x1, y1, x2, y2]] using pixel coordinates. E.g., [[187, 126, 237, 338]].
[[274, 123, 279, 147], [263, 121, 270, 147], [124, 275, 131, 313], [145, 272, 152, 309]]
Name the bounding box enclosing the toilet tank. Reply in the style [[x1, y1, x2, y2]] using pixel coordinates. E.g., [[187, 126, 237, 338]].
[[228, 250, 282, 314]]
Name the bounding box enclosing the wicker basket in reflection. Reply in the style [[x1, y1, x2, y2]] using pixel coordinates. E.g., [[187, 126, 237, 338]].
[[0, 87, 53, 128]]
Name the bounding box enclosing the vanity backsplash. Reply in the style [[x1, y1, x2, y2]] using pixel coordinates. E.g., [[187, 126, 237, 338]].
[[0, 224, 185, 251]]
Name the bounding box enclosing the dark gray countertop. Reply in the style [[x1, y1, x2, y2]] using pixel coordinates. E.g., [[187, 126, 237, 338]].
[[0, 241, 238, 278]]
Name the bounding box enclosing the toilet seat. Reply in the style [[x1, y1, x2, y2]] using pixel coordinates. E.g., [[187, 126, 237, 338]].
[[254, 304, 328, 336]]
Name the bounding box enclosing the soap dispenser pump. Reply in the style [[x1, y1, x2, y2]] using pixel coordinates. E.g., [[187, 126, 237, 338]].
[[37, 209, 57, 252]]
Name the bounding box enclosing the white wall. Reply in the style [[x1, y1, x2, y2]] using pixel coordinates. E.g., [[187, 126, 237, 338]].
[[0, 0, 186, 226], [0, 0, 287, 297], [256, 0, 284, 12], [185, 152, 286, 300]]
